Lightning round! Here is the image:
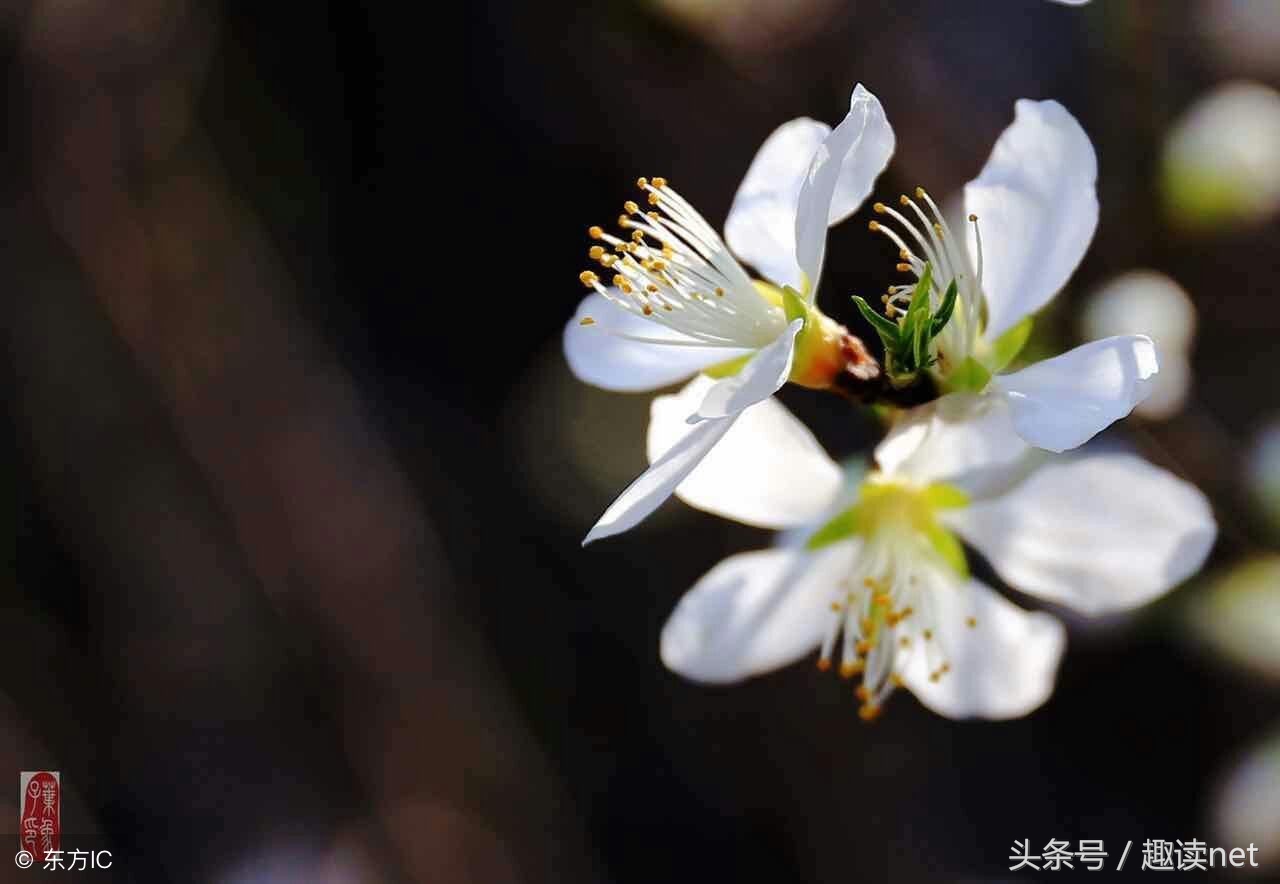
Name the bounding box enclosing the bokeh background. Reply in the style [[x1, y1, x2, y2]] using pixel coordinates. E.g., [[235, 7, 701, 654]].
[[1, 0, 1279, 881]]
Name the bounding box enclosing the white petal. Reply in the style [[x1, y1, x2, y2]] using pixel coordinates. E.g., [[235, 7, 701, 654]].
[[724, 118, 830, 292], [563, 293, 745, 392], [583, 413, 736, 544], [992, 335, 1159, 453], [661, 542, 859, 684], [873, 393, 1034, 496], [648, 376, 843, 529], [689, 318, 801, 421], [900, 576, 1066, 720], [794, 83, 895, 296], [965, 99, 1099, 339], [947, 453, 1216, 615]]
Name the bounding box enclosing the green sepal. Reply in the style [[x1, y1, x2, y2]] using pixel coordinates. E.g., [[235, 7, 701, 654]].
[[805, 508, 858, 551], [946, 356, 992, 393], [922, 482, 969, 510], [930, 280, 959, 339], [987, 316, 1034, 375], [702, 354, 751, 379], [782, 285, 809, 325], [923, 522, 969, 578], [900, 263, 933, 345], [852, 295, 901, 348]]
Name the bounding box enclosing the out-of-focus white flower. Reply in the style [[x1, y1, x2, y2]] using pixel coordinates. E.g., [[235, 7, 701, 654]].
[[1081, 271, 1196, 419], [1214, 729, 1280, 869], [1161, 81, 1280, 230], [652, 381, 1217, 719], [1188, 556, 1280, 681], [566, 84, 896, 543], [858, 99, 1158, 453]]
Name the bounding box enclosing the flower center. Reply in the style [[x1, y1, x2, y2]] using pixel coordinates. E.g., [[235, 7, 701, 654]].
[[811, 480, 975, 720], [867, 187, 987, 375], [577, 177, 786, 349]]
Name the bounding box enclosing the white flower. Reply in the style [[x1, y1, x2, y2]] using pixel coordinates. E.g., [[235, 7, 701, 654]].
[[861, 99, 1158, 453], [1081, 271, 1196, 419], [651, 379, 1217, 719], [1161, 80, 1280, 230], [566, 84, 895, 543]]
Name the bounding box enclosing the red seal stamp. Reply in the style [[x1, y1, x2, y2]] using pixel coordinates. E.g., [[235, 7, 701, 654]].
[[18, 772, 60, 863]]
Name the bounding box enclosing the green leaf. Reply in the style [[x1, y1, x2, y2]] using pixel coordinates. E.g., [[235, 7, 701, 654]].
[[782, 285, 809, 325], [987, 316, 1034, 374], [947, 356, 992, 392], [930, 280, 959, 339], [923, 522, 969, 577], [852, 296, 901, 348], [805, 507, 858, 550]]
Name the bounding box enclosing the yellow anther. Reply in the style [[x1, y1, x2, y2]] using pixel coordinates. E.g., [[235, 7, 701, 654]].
[[839, 661, 860, 679], [650, 260, 666, 271], [868, 220, 881, 232], [612, 274, 626, 287], [899, 248, 909, 260], [934, 223, 944, 235], [624, 200, 639, 214], [856, 639, 872, 656], [631, 230, 645, 243], [662, 304, 673, 311], [898, 636, 911, 649], [652, 176, 667, 188], [966, 617, 977, 629], [929, 672, 941, 683], [899, 194, 910, 207], [647, 211, 659, 220], [715, 287, 724, 297], [901, 606, 914, 618], [601, 255, 616, 267], [589, 245, 605, 260], [890, 673, 905, 687], [618, 215, 631, 228], [915, 186, 926, 199], [588, 225, 604, 240], [830, 602, 843, 612], [858, 703, 882, 722], [941, 662, 951, 673], [923, 629, 933, 641], [579, 271, 598, 286], [816, 658, 832, 672], [636, 177, 648, 188], [885, 305, 896, 318], [855, 685, 870, 702], [642, 304, 653, 315], [646, 284, 659, 293], [647, 191, 661, 205], [873, 593, 892, 607], [579, 316, 596, 326], [873, 202, 887, 213], [896, 263, 911, 272], [968, 213, 978, 222], [886, 613, 901, 627]]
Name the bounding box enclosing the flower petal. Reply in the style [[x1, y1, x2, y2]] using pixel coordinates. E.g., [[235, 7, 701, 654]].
[[947, 453, 1216, 615], [873, 393, 1034, 496], [794, 83, 895, 296], [965, 99, 1098, 339], [648, 376, 843, 529], [563, 293, 746, 392], [992, 335, 1159, 452], [724, 118, 831, 292], [661, 542, 860, 684], [689, 318, 801, 421], [899, 575, 1066, 720]]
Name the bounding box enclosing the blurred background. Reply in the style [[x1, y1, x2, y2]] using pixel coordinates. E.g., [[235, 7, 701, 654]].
[[1, 0, 1279, 880]]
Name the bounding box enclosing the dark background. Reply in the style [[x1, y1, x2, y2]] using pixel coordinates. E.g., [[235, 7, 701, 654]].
[[0, 0, 1277, 881]]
